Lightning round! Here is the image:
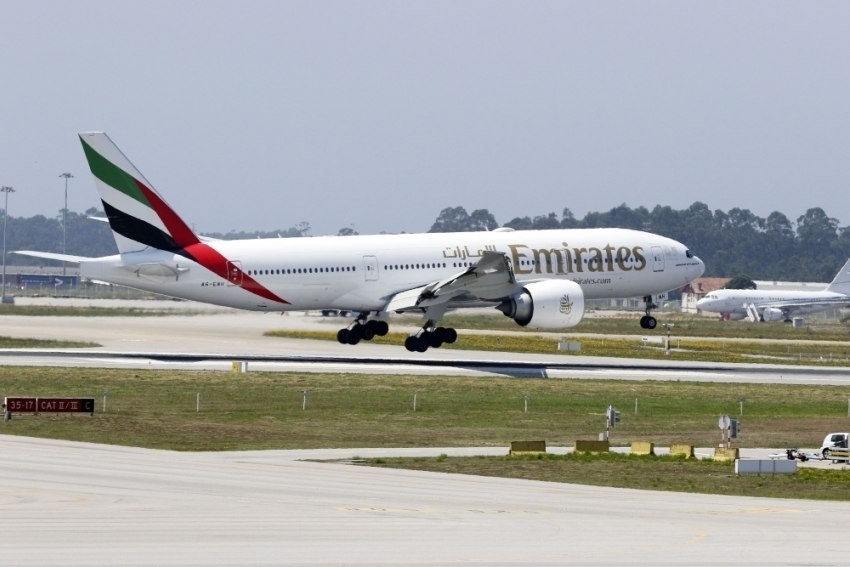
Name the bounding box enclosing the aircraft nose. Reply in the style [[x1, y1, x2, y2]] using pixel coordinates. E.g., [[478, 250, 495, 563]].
[[694, 255, 706, 277]]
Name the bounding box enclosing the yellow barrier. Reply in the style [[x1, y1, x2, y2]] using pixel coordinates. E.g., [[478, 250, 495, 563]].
[[670, 444, 695, 458], [509, 440, 546, 455], [630, 441, 655, 456], [574, 440, 610, 454], [714, 447, 739, 461]]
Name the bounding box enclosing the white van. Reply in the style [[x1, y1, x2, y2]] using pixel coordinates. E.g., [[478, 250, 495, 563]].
[[820, 432, 849, 459]]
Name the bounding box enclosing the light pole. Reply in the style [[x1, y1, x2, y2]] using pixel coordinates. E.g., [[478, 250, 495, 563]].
[[1, 186, 15, 303], [59, 173, 73, 276]]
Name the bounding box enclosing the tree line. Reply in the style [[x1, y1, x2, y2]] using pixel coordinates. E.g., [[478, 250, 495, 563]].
[[5, 203, 849, 282], [428, 203, 848, 282]]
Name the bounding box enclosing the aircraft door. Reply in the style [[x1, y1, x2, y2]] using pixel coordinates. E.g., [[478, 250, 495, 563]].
[[651, 246, 665, 272], [363, 255, 379, 282], [226, 260, 243, 285]]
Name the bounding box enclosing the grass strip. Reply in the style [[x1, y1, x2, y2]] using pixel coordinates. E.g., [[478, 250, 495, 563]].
[[2, 367, 849, 500], [362, 452, 850, 501], [0, 336, 98, 348], [264, 328, 850, 366]]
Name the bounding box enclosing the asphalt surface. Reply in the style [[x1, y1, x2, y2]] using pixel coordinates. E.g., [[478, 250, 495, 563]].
[[1, 436, 847, 567], [0, 299, 847, 565]]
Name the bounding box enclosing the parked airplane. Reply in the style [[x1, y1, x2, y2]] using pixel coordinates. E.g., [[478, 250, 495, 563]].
[[17, 132, 704, 351], [696, 258, 850, 322]]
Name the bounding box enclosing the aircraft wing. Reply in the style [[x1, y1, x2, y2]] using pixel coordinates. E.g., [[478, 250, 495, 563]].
[[13, 251, 91, 263], [384, 251, 519, 316]]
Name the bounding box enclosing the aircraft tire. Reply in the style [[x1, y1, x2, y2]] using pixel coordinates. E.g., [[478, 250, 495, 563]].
[[361, 324, 376, 341], [425, 331, 443, 349], [443, 328, 458, 344], [645, 316, 657, 330], [374, 320, 389, 336], [347, 326, 363, 345], [404, 336, 418, 352], [337, 329, 350, 344]]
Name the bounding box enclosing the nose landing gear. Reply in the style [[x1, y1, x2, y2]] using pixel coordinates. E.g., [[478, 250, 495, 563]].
[[639, 295, 658, 330]]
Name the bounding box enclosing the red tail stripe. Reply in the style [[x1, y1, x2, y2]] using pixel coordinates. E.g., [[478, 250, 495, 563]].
[[187, 244, 289, 305], [134, 180, 200, 248], [131, 179, 288, 305]]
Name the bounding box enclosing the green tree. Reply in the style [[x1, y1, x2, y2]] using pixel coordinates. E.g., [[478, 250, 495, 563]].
[[430, 207, 498, 232], [724, 274, 757, 290], [429, 206, 470, 232], [468, 209, 499, 232], [503, 216, 533, 230]]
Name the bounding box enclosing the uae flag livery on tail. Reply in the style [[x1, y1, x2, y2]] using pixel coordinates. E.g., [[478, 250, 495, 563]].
[[79, 132, 288, 305]]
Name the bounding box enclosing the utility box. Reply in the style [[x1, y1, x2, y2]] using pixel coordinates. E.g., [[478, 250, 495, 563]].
[[735, 459, 797, 475]]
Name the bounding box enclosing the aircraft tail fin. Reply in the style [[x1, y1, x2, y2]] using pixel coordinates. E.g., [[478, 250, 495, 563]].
[[78, 132, 201, 255], [826, 258, 850, 294]]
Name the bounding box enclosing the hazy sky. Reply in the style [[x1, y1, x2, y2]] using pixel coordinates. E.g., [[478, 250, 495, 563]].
[[3, 2, 850, 237]]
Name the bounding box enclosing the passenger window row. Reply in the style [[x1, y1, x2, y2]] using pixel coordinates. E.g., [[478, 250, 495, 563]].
[[247, 266, 357, 276]]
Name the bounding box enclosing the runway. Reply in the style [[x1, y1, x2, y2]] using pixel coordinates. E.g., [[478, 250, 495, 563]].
[[1, 301, 848, 565], [2, 305, 850, 384], [0, 436, 846, 567]]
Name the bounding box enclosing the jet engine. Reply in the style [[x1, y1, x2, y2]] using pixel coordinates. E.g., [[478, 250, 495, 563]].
[[761, 307, 786, 322], [497, 280, 585, 329]]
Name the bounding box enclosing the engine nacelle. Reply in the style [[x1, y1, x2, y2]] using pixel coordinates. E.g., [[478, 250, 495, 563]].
[[497, 280, 585, 329], [761, 307, 785, 322]]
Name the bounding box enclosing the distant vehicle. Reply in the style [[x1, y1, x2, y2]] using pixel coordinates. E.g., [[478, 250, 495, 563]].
[[820, 432, 849, 460], [695, 258, 850, 322], [16, 132, 705, 352]]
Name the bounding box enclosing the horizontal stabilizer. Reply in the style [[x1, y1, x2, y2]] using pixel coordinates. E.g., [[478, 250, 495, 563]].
[[13, 251, 92, 264]]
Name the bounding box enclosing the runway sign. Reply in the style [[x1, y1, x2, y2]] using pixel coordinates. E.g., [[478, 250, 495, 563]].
[[4, 397, 95, 416]]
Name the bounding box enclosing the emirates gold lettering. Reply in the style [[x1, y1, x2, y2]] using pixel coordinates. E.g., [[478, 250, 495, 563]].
[[508, 243, 646, 276]]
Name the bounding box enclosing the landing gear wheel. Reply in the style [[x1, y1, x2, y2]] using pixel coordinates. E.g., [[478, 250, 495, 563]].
[[404, 335, 428, 352], [346, 325, 363, 345], [360, 324, 376, 341], [336, 329, 349, 344], [374, 320, 389, 336], [644, 316, 657, 330], [425, 330, 443, 349], [443, 327, 458, 344]]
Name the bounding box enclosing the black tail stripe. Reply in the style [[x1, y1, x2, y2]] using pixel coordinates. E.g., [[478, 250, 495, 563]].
[[103, 201, 193, 261]]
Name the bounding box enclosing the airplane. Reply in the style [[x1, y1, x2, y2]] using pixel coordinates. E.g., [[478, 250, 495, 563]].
[[16, 132, 705, 352], [696, 258, 850, 322]]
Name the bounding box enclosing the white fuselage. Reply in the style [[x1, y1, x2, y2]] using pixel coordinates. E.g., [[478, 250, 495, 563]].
[[80, 228, 704, 313], [696, 289, 847, 317]]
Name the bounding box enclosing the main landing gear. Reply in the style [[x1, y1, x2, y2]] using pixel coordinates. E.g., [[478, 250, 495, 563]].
[[336, 314, 389, 345], [335, 314, 458, 352], [639, 295, 658, 330], [404, 322, 458, 353]]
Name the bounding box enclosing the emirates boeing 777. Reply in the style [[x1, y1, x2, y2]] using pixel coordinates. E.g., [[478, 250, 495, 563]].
[[17, 132, 705, 352]]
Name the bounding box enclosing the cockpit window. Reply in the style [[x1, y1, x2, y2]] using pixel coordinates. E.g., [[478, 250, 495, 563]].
[[686, 250, 694, 258]]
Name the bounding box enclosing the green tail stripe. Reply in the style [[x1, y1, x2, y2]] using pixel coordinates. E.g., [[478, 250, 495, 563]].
[[80, 138, 150, 208]]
